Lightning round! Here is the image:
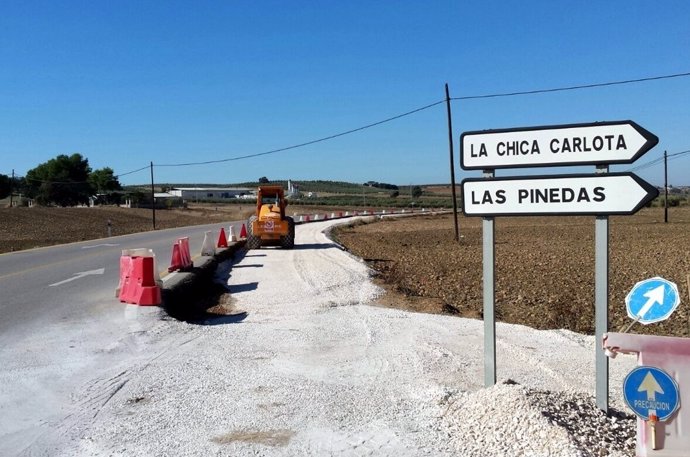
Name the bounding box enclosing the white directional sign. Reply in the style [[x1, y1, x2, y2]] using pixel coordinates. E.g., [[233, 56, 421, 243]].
[[461, 172, 658, 216], [461, 121, 658, 170]]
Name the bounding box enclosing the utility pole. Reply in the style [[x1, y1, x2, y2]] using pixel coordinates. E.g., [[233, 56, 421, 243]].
[[445, 83, 460, 241], [664, 150, 668, 223], [9, 169, 14, 207], [150, 161, 156, 230]]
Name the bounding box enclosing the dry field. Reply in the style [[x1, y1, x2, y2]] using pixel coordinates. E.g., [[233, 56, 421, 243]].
[[0, 203, 342, 254], [333, 207, 690, 337]]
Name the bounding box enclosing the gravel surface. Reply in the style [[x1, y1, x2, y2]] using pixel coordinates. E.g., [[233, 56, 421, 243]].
[[51, 218, 639, 456]]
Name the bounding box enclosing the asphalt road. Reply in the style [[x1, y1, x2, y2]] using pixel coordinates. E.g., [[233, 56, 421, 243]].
[[0, 220, 242, 456], [0, 221, 244, 338]]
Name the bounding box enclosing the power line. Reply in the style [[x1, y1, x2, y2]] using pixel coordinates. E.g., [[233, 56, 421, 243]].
[[12, 71, 690, 177], [116, 165, 150, 178], [628, 149, 690, 172], [155, 71, 690, 169], [156, 99, 447, 167], [451, 72, 690, 100]]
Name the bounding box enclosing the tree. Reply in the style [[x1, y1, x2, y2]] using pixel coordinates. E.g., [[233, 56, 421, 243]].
[[389, 190, 400, 198], [26, 153, 92, 206], [89, 167, 122, 193], [411, 186, 423, 198], [0, 174, 10, 199], [258, 176, 269, 184]]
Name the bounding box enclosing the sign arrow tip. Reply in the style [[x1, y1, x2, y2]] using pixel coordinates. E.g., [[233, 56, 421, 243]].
[[638, 371, 664, 399]]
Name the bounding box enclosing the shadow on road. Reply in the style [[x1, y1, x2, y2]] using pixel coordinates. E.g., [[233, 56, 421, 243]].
[[292, 242, 339, 250], [191, 311, 248, 326], [228, 282, 258, 293]]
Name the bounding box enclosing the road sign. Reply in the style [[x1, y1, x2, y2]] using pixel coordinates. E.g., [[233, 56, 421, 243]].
[[625, 277, 680, 324], [461, 172, 658, 217], [623, 366, 680, 421], [461, 120, 658, 170]]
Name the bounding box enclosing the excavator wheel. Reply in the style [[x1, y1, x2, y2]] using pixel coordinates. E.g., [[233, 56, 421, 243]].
[[246, 216, 261, 250], [280, 217, 295, 249]]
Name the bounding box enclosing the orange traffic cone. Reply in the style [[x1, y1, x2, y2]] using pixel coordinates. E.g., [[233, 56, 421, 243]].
[[240, 223, 247, 239], [217, 227, 228, 248]]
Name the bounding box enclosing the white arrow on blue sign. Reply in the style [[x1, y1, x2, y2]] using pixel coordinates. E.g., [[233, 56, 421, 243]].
[[625, 277, 680, 325], [623, 366, 680, 421]]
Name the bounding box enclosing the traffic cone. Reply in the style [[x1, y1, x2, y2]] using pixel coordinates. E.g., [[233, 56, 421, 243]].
[[168, 243, 183, 272], [228, 225, 237, 242], [201, 231, 215, 256], [217, 227, 228, 248], [179, 237, 192, 269], [240, 223, 247, 239]]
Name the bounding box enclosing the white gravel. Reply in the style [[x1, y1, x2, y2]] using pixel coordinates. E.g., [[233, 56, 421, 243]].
[[11, 218, 639, 456]]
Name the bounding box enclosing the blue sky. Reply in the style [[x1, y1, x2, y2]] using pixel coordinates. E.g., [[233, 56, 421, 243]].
[[1, 1, 689, 186]]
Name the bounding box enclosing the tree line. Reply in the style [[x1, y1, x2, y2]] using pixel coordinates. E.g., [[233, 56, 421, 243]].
[[1, 153, 122, 206]]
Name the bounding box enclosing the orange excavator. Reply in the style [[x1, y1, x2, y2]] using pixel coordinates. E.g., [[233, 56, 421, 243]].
[[246, 186, 295, 249]]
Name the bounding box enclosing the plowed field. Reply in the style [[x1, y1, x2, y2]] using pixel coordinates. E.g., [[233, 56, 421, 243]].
[[333, 207, 690, 337]]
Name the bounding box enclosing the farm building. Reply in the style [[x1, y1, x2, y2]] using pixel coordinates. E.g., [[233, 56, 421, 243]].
[[169, 187, 253, 200]]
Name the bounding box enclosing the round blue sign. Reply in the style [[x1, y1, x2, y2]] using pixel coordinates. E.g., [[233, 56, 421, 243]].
[[623, 366, 680, 421], [625, 277, 680, 324]]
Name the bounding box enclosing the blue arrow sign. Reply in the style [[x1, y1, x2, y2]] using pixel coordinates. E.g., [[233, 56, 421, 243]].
[[625, 277, 680, 324], [623, 366, 680, 421]]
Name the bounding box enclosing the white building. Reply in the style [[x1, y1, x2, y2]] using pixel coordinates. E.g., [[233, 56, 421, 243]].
[[170, 187, 253, 201]]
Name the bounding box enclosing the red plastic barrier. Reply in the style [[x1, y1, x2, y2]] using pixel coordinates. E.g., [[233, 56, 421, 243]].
[[180, 237, 191, 267], [168, 237, 193, 272], [120, 256, 161, 306], [217, 227, 228, 248], [116, 255, 134, 297], [168, 243, 183, 273]]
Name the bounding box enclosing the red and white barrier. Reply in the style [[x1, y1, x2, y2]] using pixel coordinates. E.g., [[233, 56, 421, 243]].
[[119, 255, 161, 306], [118, 249, 161, 306], [168, 237, 193, 272]]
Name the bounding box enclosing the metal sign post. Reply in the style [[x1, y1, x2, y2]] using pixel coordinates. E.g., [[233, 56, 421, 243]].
[[483, 169, 496, 387], [595, 165, 610, 413]]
